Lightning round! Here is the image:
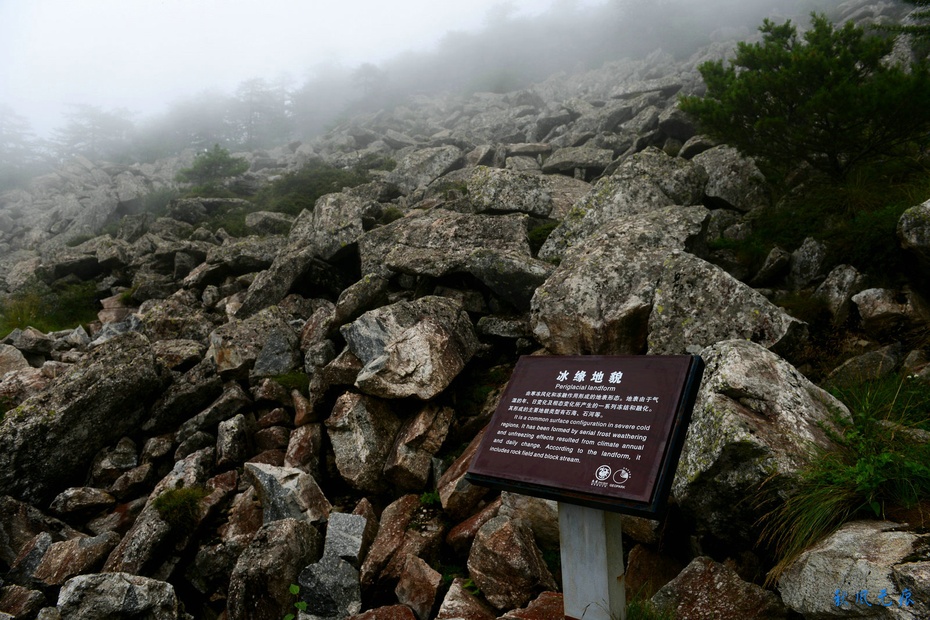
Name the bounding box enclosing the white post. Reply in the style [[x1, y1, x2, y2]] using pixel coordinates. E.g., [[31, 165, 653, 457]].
[[558, 502, 626, 620]]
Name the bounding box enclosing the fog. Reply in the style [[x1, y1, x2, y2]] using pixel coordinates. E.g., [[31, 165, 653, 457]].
[[0, 0, 848, 180]]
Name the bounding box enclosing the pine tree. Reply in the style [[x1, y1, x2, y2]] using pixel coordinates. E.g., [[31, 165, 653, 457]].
[[679, 13, 930, 181], [175, 144, 248, 189]]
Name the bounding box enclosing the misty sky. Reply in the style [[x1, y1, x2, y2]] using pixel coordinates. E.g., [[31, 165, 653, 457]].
[[0, 0, 601, 135]]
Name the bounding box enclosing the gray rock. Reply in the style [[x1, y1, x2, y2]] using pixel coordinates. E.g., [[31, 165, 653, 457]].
[[852, 288, 922, 339], [177, 382, 251, 443], [243, 463, 331, 525], [539, 148, 706, 261], [532, 206, 708, 355], [692, 145, 768, 212], [342, 296, 478, 400], [323, 512, 371, 568], [227, 518, 322, 620], [0, 332, 163, 504], [779, 521, 929, 619], [207, 306, 295, 379], [825, 344, 905, 389], [387, 146, 464, 194], [304, 193, 374, 261], [673, 340, 847, 544], [897, 198, 930, 273], [814, 264, 866, 325], [244, 210, 294, 236], [541, 145, 614, 174], [0, 345, 30, 375], [57, 573, 178, 620], [216, 414, 252, 469], [325, 393, 401, 493], [788, 237, 828, 290], [465, 166, 552, 216], [298, 554, 363, 620], [648, 251, 807, 357]]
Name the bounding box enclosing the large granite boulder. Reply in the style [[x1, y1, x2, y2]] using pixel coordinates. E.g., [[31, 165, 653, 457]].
[[325, 392, 401, 493], [672, 340, 847, 544], [341, 296, 479, 400], [779, 521, 930, 619], [0, 332, 163, 504], [387, 146, 464, 194], [56, 572, 179, 620]]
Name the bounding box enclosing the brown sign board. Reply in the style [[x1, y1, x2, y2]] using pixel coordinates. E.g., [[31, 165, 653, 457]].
[[466, 355, 704, 518]]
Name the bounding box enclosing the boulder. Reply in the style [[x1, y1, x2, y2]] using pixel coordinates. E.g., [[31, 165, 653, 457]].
[[384, 404, 453, 491], [387, 146, 464, 193], [325, 392, 401, 493], [814, 265, 866, 326], [539, 148, 707, 261], [652, 557, 789, 619], [531, 206, 708, 355], [435, 577, 496, 620], [852, 288, 923, 339], [323, 511, 372, 568], [0, 332, 163, 504], [541, 145, 614, 175], [243, 462, 331, 525], [394, 555, 442, 620], [227, 518, 322, 620], [672, 340, 847, 544], [897, 198, 930, 276], [244, 210, 293, 235], [465, 166, 552, 216], [341, 296, 478, 400], [206, 306, 297, 379], [299, 554, 363, 620], [779, 521, 930, 619], [56, 573, 178, 619], [691, 145, 768, 212], [466, 515, 557, 611]]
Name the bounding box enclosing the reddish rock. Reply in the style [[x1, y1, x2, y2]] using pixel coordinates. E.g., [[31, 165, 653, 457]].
[[467, 515, 557, 611], [31, 531, 121, 587], [49, 487, 116, 517], [445, 497, 502, 554], [254, 426, 291, 451], [349, 605, 416, 620], [0, 496, 81, 568], [110, 463, 154, 500], [625, 544, 688, 600], [0, 584, 46, 619], [362, 495, 439, 598], [651, 556, 789, 620], [218, 487, 263, 546], [435, 578, 496, 620], [284, 424, 323, 478], [251, 380, 293, 407], [437, 429, 489, 520], [246, 449, 286, 466], [292, 389, 317, 426], [86, 497, 146, 537], [500, 591, 564, 620], [394, 555, 442, 620], [384, 404, 453, 491], [256, 407, 291, 428]]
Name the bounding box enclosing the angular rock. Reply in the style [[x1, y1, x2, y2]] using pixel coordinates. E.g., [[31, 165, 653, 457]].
[[57, 573, 178, 620], [673, 340, 847, 544], [298, 553, 363, 620], [227, 518, 322, 620], [467, 515, 557, 611], [394, 555, 441, 620], [542, 145, 614, 175], [814, 264, 865, 326], [387, 145, 464, 194], [652, 557, 789, 619], [499, 591, 565, 620], [648, 251, 808, 357], [243, 462, 331, 525], [825, 344, 905, 389], [151, 339, 205, 371], [788, 237, 827, 290], [898, 198, 930, 275], [437, 430, 489, 521], [499, 492, 560, 551], [350, 605, 416, 620], [445, 497, 502, 555], [49, 488, 116, 518], [779, 521, 929, 619], [323, 511, 371, 568], [138, 296, 216, 343], [0, 584, 46, 619], [342, 296, 478, 400], [88, 437, 138, 487], [0, 497, 82, 568], [435, 577, 497, 620], [466, 166, 552, 216], [244, 210, 293, 235], [177, 382, 251, 443], [206, 306, 295, 379], [384, 404, 453, 491], [539, 148, 707, 260], [216, 414, 252, 469], [284, 423, 323, 478], [26, 531, 120, 588], [691, 145, 768, 212], [0, 332, 163, 504], [532, 206, 708, 355], [853, 288, 922, 339], [0, 345, 30, 375], [144, 357, 222, 434], [325, 393, 401, 493]]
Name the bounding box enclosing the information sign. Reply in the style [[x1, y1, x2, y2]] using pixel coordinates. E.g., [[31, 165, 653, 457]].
[[466, 355, 704, 517]]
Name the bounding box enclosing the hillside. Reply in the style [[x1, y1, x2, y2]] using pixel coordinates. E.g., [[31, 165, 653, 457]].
[[1, 1, 930, 619]]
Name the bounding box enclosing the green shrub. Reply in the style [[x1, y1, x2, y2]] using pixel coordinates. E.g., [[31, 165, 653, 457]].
[[176, 144, 248, 189], [152, 485, 208, 532], [419, 491, 441, 507], [759, 374, 930, 582], [0, 281, 99, 336], [680, 13, 930, 182], [252, 160, 371, 216]]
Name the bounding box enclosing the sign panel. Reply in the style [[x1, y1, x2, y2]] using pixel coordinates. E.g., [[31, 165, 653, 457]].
[[466, 355, 704, 517]]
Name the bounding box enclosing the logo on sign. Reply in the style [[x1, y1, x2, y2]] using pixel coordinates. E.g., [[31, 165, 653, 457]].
[[613, 468, 632, 484], [595, 465, 612, 481]]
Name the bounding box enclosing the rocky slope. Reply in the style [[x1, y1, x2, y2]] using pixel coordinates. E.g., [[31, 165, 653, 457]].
[[2, 1, 930, 619]]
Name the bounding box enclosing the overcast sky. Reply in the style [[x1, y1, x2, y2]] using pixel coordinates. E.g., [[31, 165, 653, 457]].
[[0, 0, 601, 135]]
